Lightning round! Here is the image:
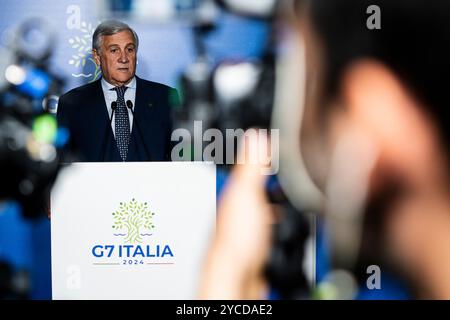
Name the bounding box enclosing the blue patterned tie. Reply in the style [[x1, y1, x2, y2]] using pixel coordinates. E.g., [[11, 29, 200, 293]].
[[112, 86, 130, 161]]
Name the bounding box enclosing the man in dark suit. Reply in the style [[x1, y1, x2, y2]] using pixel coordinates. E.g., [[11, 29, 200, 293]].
[[57, 20, 177, 162]]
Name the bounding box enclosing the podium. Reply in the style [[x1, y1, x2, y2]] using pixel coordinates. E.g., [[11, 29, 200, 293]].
[[51, 162, 216, 300]]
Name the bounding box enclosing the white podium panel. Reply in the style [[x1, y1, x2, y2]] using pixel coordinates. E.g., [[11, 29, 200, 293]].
[[51, 162, 216, 300]]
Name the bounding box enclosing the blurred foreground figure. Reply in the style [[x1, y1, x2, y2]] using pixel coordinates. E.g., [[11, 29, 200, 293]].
[[200, 0, 450, 299]]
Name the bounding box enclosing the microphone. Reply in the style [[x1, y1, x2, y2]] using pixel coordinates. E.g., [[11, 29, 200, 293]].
[[100, 101, 117, 161], [110, 101, 117, 123], [126, 100, 152, 161]]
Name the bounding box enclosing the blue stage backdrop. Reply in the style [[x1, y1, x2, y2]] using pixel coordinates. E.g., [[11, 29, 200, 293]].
[[0, 0, 268, 299], [0, 0, 268, 90]]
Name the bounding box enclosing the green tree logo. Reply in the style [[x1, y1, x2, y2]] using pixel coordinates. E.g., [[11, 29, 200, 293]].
[[112, 199, 155, 244]]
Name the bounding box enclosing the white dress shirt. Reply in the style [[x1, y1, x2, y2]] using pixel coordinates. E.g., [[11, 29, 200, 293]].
[[101, 77, 136, 137]]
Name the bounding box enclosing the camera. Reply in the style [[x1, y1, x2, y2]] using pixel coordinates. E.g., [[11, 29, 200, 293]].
[[172, 0, 313, 299], [0, 17, 66, 218]]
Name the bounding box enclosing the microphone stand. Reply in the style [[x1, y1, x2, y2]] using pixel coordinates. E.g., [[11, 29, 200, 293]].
[[100, 101, 117, 161]]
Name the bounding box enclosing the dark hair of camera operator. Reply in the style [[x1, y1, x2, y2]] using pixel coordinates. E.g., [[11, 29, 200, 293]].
[[199, 0, 450, 299]]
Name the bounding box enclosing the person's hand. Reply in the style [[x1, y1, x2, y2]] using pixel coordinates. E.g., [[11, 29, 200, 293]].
[[199, 131, 274, 299]]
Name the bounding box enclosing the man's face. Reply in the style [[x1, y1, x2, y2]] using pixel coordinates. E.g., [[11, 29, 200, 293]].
[[93, 30, 137, 86]]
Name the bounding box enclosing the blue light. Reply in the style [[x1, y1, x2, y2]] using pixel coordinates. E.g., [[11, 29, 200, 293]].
[[54, 127, 70, 148], [16, 67, 50, 99]]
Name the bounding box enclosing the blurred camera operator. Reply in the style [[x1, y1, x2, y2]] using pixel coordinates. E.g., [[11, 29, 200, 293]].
[[200, 0, 450, 299]]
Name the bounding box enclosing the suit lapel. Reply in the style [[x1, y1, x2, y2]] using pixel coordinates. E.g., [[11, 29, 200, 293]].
[[128, 76, 155, 161]]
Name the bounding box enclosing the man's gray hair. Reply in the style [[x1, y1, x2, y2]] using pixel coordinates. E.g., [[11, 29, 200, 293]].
[[92, 20, 139, 52]]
